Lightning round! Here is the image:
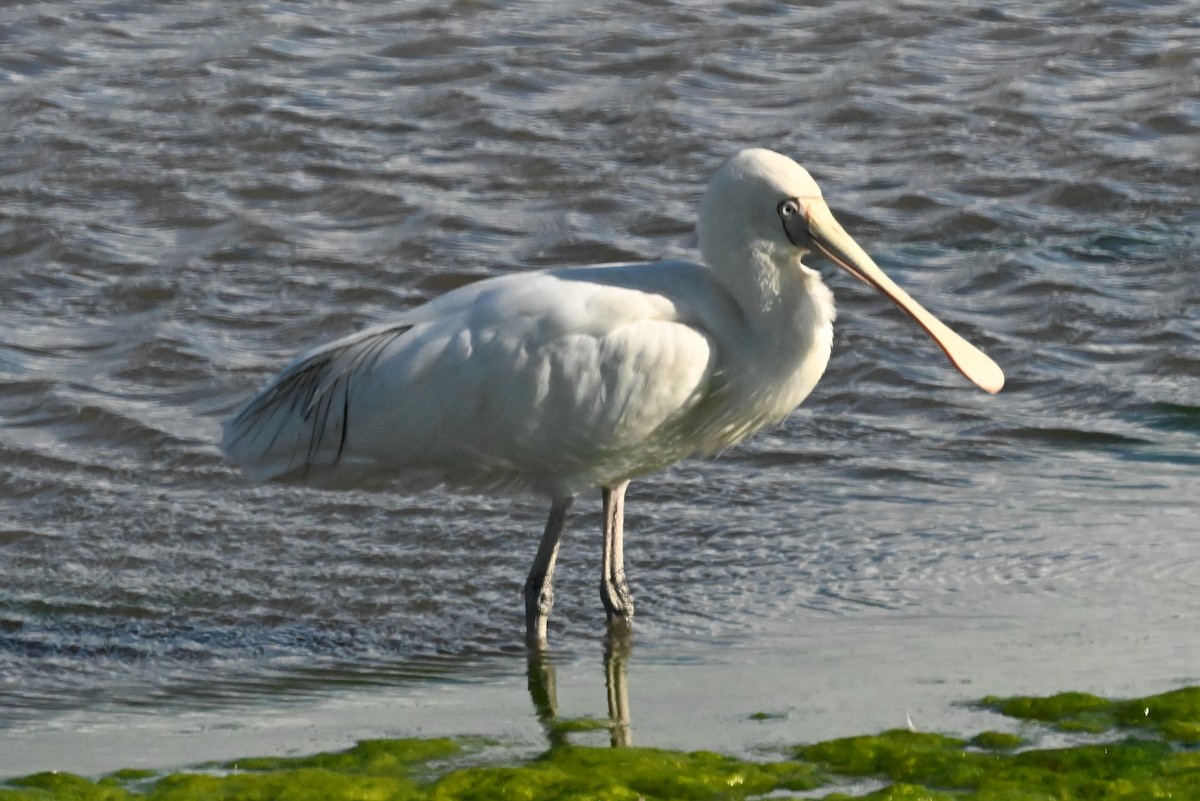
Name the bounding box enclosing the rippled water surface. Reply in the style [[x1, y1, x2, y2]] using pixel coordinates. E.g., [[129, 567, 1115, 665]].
[[2, 0, 1198, 776]]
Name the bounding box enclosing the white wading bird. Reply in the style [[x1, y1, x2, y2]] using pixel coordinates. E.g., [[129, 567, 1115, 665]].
[[223, 148, 1003, 646]]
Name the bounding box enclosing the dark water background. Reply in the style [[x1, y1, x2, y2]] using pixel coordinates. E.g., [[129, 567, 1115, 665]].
[[2, 0, 1198, 776]]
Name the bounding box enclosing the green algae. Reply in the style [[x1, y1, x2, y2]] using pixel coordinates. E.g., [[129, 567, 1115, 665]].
[[800, 728, 1200, 800], [4, 686, 1200, 801], [433, 745, 819, 800], [980, 686, 1200, 743], [220, 737, 462, 776], [3, 771, 133, 801], [748, 711, 788, 721], [801, 685, 1200, 799], [0, 743, 818, 801], [969, 732, 1024, 752], [798, 729, 993, 789], [0, 739, 460, 801]]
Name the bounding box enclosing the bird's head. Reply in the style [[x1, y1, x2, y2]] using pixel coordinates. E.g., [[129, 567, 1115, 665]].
[[699, 147, 823, 268], [699, 148, 1004, 395]]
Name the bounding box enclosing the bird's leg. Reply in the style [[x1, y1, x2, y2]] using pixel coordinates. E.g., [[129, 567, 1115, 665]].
[[525, 495, 573, 647], [600, 480, 635, 622]]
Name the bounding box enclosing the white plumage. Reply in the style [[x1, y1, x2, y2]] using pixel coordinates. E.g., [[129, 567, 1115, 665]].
[[223, 148, 1002, 644]]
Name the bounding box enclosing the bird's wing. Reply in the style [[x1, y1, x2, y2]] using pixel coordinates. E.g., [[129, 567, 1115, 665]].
[[221, 320, 415, 482], [222, 264, 732, 494]]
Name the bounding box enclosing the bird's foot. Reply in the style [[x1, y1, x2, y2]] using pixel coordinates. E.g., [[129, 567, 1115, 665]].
[[600, 571, 635, 623]]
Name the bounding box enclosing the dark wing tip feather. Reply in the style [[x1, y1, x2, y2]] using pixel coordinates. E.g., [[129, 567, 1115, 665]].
[[222, 324, 413, 477]]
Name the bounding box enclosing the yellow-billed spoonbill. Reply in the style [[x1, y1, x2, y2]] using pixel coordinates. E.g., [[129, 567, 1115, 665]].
[[222, 148, 1004, 645]]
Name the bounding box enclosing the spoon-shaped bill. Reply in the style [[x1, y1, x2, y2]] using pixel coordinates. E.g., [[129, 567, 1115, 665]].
[[803, 199, 1005, 395]]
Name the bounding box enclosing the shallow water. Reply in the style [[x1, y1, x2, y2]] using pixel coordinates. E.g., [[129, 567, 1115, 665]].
[[2, 0, 1198, 778]]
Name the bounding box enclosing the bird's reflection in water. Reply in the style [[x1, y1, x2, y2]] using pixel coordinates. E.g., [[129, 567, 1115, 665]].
[[526, 622, 633, 749], [604, 621, 632, 747]]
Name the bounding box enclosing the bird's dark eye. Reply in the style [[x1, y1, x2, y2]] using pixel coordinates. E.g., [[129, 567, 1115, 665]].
[[778, 198, 809, 247]]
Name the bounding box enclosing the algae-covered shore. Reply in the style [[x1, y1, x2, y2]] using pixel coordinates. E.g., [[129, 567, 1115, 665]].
[[4, 686, 1199, 800]]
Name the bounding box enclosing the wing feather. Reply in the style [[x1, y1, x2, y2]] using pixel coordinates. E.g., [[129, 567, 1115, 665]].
[[223, 263, 743, 494], [222, 323, 412, 480]]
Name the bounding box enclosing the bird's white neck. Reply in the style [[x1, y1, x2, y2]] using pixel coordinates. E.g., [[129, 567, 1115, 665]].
[[714, 240, 835, 335], [707, 243, 836, 422]]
